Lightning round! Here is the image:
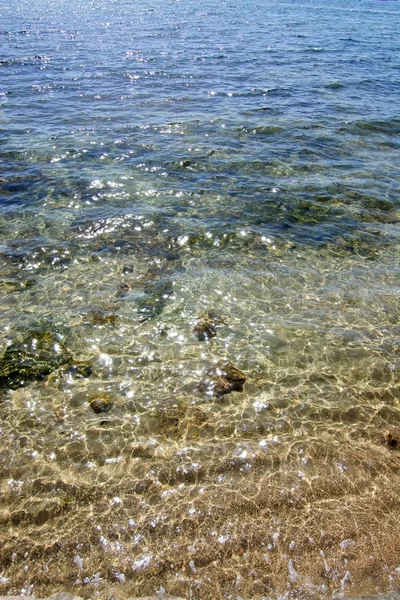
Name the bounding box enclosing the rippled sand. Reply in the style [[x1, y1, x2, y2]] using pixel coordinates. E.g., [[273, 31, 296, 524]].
[[1, 232, 400, 599]]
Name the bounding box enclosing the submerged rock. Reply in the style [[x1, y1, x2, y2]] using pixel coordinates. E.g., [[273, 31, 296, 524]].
[[117, 259, 180, 322], [89, 397, 114, 414], [86, 306, 118, 327], [198, 360, 246, 398], [0, 323, 72, 390], [137, 278, 173, 321], [193, 310, 226, 341], [64, 362, 92, 379], [382, 432, 399, 449]]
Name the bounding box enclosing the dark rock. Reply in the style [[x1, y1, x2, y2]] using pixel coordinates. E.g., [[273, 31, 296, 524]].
[[65, 363, 92, 379], [85, 306, 118, 326], [116, 281, 131, 297], [382, 432, 399, 449], [137, 278, 173, 321], [198, 360, 246, 397], [89, 397, 114, 414], [193, 310, 226, 341], [0, 323, 71, 390]]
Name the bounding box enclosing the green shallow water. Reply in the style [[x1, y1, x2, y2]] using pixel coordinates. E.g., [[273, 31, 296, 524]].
[[1, 225, 400, 599], [1, 0, 400, 598]]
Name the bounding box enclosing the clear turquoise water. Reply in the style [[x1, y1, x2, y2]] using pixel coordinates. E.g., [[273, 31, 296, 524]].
[[0, 1, 400, 598]]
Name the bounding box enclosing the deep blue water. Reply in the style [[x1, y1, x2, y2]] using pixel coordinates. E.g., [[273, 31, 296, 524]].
[[1, 0, 399, 248], [1, 1, 400, 599]]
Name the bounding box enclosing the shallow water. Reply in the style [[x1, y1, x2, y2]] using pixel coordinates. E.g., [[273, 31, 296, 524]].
[[1, 0, 400, 598]]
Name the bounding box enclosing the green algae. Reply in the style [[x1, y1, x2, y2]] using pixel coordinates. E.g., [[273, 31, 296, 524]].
[[0, 323, 72, 390]]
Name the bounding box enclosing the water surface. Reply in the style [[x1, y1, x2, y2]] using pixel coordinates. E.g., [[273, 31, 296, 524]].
[[0, 0, 400, 598]]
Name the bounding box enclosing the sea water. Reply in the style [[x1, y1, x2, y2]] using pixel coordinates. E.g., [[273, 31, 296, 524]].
[[0, 0, 400, 598]]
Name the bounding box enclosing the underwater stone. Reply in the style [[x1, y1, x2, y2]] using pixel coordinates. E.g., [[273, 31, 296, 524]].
[[65, 363, 92, 379], [198, 360, 246, 397], [193, 310, 226, 341], [382, 432, 399, 449], [86, 306, 118, 326], [0, 324, 71, 390], [89, 397, 114, 414], [137, 278, 173, 321]]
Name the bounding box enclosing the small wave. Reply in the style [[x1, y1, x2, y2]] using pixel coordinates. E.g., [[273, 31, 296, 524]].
[[344, 118, 400, 136], [304, 47, 324, 52], [0, 55, 51, 67], [236, 125, 284, 136], [324, 82, 344, 90], [340, 37, 363, 43]]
